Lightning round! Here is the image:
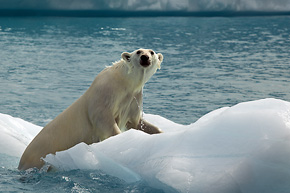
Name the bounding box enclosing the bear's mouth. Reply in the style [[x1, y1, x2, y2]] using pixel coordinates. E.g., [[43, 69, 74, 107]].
[[140, 61, 151, 67]]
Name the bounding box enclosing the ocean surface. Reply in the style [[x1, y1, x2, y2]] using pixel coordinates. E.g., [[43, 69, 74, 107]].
[[1, 16, 290, 192]]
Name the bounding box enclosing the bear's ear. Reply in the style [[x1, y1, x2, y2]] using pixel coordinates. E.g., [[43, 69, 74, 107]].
[[121, 52, 131, 62], [157, 53, 163, 63], [157, 53, 163, 69]]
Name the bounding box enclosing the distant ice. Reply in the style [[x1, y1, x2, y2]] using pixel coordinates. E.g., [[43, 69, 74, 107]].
[[1, 98, 290, 192], [0, 0, 289, 12]]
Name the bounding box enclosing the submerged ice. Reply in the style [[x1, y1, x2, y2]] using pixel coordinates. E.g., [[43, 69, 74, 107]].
[[1, 98, 290, 192]]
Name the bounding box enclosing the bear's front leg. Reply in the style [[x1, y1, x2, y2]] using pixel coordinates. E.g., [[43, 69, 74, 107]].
[[89, 111, 122, 141], [137, 119, 162, 134], [97, 122, 122, 141]]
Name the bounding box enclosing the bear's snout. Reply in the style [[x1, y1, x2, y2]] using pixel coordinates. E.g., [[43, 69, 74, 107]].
[[140, 55, 150, 67], [141, 55, 149, 61]]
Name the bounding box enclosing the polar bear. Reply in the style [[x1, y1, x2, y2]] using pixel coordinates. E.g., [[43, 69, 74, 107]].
[[18, 49, 163, 171]]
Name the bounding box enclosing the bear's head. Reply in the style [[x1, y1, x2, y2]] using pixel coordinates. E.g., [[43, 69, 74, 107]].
[[121, 48, 163, 72], [120, 48, 163, 86], [121, 49, 163, 84]]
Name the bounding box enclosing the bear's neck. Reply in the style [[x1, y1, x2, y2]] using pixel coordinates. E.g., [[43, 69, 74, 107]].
[[112, 60, 146, 93]]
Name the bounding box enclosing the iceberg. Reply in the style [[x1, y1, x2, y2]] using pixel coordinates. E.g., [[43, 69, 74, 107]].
[[0, 0, 290, 12], [0, 113, 41, 158], [0, 0, 290, 16], [1, 98, 290, 192]]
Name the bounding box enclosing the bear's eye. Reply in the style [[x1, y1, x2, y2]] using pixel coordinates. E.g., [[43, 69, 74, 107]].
[[150, 51, 154, 55], [136, 50, 141, 55]]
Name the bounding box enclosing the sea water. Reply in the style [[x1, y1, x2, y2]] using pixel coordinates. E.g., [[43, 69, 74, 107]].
[[1, 16, 290, 126], [0, 16, 290, 192]]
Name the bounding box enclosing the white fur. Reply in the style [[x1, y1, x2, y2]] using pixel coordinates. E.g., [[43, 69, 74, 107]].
[[18, 49, 163, 170]]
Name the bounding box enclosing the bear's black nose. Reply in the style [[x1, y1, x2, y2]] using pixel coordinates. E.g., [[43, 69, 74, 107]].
[[141, 55, 149, 61]]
